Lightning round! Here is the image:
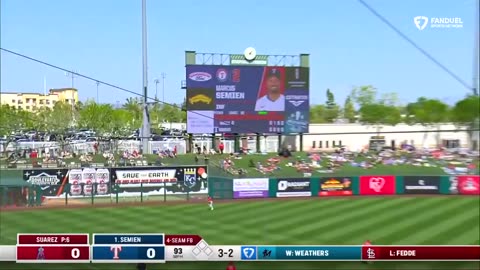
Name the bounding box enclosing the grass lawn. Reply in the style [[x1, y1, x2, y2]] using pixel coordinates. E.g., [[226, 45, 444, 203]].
[[1, 197, 479, 269]]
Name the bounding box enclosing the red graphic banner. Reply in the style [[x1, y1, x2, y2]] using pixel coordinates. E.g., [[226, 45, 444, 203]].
[[16, 245, 90, 262], [359, 176, 396, 195], [457, 175, 480, 195], [17, 234, 89, 245], [362, 245, 480, 260]]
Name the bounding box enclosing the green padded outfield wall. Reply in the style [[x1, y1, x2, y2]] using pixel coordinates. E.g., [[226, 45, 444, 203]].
[[208, 177, 233, 199]]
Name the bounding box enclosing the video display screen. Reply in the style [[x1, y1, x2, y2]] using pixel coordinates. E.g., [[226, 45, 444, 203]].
[[185, 65, 309, 134]]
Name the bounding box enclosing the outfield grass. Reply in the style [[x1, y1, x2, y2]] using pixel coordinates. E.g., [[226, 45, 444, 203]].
[[1, 197, 479, 269]]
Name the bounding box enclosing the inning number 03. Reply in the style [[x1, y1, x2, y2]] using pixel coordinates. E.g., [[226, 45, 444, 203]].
[[71, 248, 80, 259]]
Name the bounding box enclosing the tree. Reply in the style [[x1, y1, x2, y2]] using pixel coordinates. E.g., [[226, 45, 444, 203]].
[[78, 100, 116, 134], [451, 95, 480, 150], [149, 103, 163, 128], [343, 96, 356, 123], [123, 97, 142, 129], [358, 103, 401, 134], [406, 97, 450, 126], [451, 95, 480, 124], [351, 85, 377, 107], [406, 97, 450, 147], [324, 89, 340, 122], [111, 109, 134, 137], [48, 101, 75, 133], [309, 104, 329, 123]]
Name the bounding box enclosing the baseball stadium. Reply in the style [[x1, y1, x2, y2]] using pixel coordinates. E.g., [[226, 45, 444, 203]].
[[1, 0, 480, 270]]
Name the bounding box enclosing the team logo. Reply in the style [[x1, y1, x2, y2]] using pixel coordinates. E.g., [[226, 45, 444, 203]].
[[369, 178, 385, 192], [232, 69, 241, 82], [26, 172, 60, 185], [37, 246, 45, 260], [188, 72, 212, 82], [288, 100, 305, 107], [216, 69, 228, 82], [184, 168, 197, 188], [110, 245, 122, 259], [189, 94, 212, 104], [241, 246, 256, 260], [414, 16, 428, 30]]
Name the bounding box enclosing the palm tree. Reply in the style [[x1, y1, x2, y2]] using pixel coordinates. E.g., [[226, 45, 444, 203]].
[[123, 97, 142, 127]]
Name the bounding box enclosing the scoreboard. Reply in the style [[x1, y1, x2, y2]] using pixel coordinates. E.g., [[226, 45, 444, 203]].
[[1, 233, 479, 263]]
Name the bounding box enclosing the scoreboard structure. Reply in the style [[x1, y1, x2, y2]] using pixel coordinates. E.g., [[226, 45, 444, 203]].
[[1, 233, 479, 263]]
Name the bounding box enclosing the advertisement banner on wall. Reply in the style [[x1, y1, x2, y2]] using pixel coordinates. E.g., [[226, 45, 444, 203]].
[[318, 177, 353, 196], [450, 175, 480, 195], [233, 178, 269, 199], [359, 176, 396, 195], [276, 178, 311, 197], [23, 168, 111, 197], [403, 176, 441, 194], [110, 166, 209, 195]]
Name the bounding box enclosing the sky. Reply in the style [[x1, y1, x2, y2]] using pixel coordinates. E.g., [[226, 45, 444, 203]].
[[1, 0, 478, 107]]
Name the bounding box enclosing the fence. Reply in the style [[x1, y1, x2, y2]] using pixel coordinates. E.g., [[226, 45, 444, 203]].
[[0, 182, 209, 207], [1, 174, 478, 207], [2, 137, 281, 155], [209, 175, 480, 199]]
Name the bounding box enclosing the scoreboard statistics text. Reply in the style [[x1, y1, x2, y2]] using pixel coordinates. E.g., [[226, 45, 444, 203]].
[[1, 233, 479, 263], [185, 65, 310, 134]]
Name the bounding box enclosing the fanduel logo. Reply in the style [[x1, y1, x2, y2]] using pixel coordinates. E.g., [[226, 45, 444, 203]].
[[414, 16, 463, 30], [414, 16, 428, 30], [241, 246, 257, 260], [289, 100, 305, 107]]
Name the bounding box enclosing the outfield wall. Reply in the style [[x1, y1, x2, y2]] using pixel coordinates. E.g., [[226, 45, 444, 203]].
[[208, 175, 480, 199], [1, 173, 479, 207]]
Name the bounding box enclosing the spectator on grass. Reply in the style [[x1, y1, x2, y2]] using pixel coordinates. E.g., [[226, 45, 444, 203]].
[[218, 141, 225, 154]]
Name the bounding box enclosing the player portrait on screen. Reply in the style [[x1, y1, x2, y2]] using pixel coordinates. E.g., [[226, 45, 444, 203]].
[[254, 68, 285, 111]]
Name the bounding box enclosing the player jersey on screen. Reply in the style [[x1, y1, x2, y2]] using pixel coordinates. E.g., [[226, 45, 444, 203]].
[[255, 95, 285, 111]]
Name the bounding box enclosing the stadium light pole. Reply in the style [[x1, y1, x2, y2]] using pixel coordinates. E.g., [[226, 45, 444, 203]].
[[65, 70, 78, 123], [96, 81, 100, 103], [65, 70, 78, 88], [153, 79, 159, 101], [473, 0, 479, 96], [140, 0, 151, 154], [161, 72, 166, 103]]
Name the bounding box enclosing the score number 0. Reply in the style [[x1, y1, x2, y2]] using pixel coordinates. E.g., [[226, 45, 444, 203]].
[[70, 248, 81, 259], [218, 248, 233, 258]]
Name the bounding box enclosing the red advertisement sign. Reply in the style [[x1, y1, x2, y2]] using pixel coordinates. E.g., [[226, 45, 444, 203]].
[[457, 175, 480, 195], [359, 176, 396, 195]]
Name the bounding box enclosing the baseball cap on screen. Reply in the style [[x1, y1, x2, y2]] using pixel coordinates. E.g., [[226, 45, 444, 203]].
[[267, 68, 281, 79]]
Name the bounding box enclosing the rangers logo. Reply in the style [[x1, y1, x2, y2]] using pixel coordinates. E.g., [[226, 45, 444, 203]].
[[216, 69, 228, 82], [184, 168, 197, 188], [289, 100, 305, 107], [232, 69, 240, 82]]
